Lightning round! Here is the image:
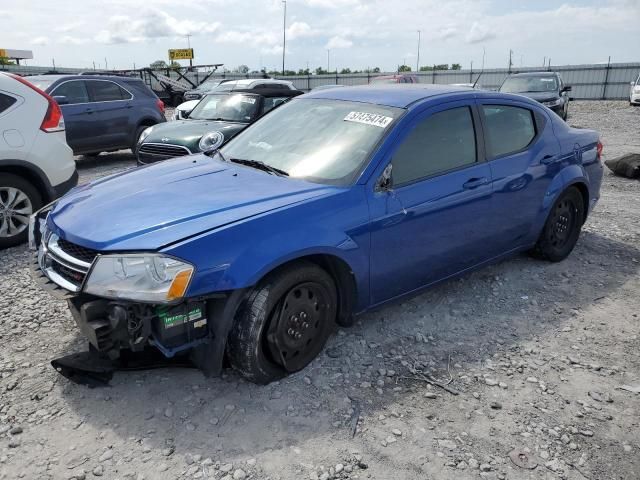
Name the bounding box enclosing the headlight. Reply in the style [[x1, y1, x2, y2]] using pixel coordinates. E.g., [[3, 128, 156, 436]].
[[543, 98, 562, 107], [634, 85, 640, 93], [198, 131, 225, 152], [84, 254, 194, 303], [137, 126, 154, 145]]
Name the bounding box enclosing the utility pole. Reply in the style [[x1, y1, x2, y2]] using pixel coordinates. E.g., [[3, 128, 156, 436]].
[[52, 58, 56, 70], [186, 34, 193, 68], [482, 47, 486, 71], [327, 49, 330, 73], [508, 49, 513, 73], [282, 0, 287, 75], [92, 61, 96, 70], [416, 30, 421, 72], [105, 57, 108, 70]]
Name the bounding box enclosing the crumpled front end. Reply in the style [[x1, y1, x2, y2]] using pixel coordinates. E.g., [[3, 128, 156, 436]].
[[28, 207, 239, 379]]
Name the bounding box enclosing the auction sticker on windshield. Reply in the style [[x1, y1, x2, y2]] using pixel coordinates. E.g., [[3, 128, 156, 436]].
[[344, 111, 393, 128]]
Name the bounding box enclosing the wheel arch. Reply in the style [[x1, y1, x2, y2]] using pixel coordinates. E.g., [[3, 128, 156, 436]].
[[0, 160, 54, 202], [248, 252, 358, 327]]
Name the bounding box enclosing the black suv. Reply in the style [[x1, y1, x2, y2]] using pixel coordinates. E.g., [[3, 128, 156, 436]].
[[26, 74, 166, 156], [500, 71, 571, 120]]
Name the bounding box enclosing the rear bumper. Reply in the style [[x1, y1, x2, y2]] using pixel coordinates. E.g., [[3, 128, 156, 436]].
[[52, 169, 79, 198]]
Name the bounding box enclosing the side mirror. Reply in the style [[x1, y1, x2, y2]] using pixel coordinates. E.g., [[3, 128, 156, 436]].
[[632, 82, 636, 87], [561, 85, 572, 93], [53, 95, 69, 105], [181, 109, 193, 119], [375, 164, 393, 192]]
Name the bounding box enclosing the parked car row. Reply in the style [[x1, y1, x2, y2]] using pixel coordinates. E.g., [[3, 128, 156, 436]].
[[27, 81, 604, 385]]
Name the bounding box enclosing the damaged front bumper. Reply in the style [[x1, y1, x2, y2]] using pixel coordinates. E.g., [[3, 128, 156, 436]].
[[28, 207, 247, 382]]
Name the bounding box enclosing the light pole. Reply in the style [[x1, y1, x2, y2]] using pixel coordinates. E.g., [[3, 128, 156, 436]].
[[416, 30, 421, 72], [327, 49, 330, 73], [282, 0, 287, 76], [185, 34, 193, 68]]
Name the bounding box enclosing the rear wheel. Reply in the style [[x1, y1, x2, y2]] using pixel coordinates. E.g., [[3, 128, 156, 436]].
[[227, 261, 337, 384], [0, 174, 42, 248], [530, 187, 584, 262]]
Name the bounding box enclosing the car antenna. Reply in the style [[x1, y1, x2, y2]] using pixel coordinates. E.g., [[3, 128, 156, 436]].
[[472, 70, 484, 89]]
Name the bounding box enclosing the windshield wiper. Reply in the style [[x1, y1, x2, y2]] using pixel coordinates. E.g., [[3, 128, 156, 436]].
[[229, 158, 289, 177]]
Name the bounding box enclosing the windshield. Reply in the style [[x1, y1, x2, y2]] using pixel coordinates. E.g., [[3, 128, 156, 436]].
[[500, 76, 559, 93], [213, 81, 237, 92], [194, 80, 220, 92], [28, 78, 56, 91], [220, 98, 403, 185], [189, 93, 259, 122]]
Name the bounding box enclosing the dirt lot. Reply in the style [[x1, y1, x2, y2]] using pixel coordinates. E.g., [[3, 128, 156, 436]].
[[1, 101, 639, 480]]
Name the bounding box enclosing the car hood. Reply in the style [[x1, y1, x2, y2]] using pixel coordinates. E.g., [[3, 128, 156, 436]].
[[144, 120, 248, 151], [509, 91, 560, 102], [48, 155, 336, 251]]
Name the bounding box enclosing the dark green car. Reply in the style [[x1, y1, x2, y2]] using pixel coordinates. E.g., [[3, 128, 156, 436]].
[[136, 88, 303, 165]]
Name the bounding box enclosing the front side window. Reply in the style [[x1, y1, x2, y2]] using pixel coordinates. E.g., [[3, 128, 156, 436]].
[[392, 107, 477, 186], [0, 92, 17, 113], [482, 105, 536, 158], [189, 93, 260, 122], [51, 81, 89, 104], [221, 98, 403, 185], [87, 81, 130, 102], [500, 75, 559, 93]]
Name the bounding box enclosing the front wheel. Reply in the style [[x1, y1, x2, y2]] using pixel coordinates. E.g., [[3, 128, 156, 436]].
[[530, 187, 584, 262], [227, 261, 337, 384], [0, 174, 42, 248]]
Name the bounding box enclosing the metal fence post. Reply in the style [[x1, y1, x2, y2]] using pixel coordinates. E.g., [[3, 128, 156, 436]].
[[602, 56, 611, 100]]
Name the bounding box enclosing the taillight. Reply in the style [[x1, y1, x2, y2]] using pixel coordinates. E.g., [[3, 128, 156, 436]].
[[596, 141, 603, 161], [156, 98, 165, 114], [9, 74, 65, 133]]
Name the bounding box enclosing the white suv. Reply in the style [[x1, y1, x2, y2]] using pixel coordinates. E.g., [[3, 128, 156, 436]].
[[0, 73, 77, 248]]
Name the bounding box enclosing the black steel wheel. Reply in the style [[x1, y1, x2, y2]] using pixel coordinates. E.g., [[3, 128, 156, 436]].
[[531, 186, 584, 262], [227, 261, 337, 384]]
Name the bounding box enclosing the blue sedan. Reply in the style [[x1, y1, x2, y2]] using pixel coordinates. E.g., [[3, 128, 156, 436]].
[[31, 85, 603, 384]]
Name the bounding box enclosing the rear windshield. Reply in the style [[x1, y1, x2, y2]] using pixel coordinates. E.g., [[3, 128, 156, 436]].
[[500, 76, 559, 93], [189, 93, 259, 122]]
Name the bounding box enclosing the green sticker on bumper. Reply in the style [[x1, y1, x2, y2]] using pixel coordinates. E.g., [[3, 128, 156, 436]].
[[157, 305, 203, 329]]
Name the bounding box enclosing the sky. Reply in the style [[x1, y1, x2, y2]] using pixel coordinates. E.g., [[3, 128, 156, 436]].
[[3, 0, 639, 72]]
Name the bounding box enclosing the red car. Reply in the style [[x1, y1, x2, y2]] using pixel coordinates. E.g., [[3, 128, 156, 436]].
[[371, 74, 419, 84]]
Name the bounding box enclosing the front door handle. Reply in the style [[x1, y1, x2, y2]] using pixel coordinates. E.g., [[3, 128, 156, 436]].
[[463, 177, 489, 189], [85, 108, 94, 114], [541, 154, 556, 165]]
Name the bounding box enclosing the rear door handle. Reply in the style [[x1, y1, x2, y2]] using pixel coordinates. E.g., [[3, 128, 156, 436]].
[[541, 154, 556, 165], [463, 177, 489, 189], [85, 108, 94, 114]]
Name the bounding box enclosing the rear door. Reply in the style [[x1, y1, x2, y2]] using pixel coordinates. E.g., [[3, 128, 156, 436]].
[[368, 100, 496, 304], [478, 100, 560, 252], [49, 80, 93, 153], [85, 80, 133, 150]]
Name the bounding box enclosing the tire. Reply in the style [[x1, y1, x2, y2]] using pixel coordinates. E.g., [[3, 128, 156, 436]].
[[0, 173, 42, 249], [227, 261, 338, 384], [131, 125, 152, 154], [530, 186, 584, 262]]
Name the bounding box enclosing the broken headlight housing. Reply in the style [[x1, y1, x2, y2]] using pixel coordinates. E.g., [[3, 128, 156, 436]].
[[84, 254, 194, 303]]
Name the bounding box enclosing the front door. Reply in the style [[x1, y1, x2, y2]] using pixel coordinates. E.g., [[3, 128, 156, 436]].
[[49, 80, 93, 153], [368, 101, 496, 305]]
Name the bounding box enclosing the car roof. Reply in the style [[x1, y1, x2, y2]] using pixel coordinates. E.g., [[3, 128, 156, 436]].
[[232, 78, 292, 85], [230, 88, 303, 98], [25, 74, 133, 82], [303, 84, 476, 108], [508, 71, 559, 77]]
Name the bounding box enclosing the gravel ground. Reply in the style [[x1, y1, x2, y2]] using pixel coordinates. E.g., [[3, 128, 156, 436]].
[[1, 101, 639, 480]]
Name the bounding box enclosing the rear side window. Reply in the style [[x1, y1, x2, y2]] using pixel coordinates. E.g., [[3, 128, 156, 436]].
[[482, 105, 536, 158], [392, 106, 477, 185], [50, 80, 89, 104], [0, 92, 17, 113], [87, 80, 132, 102], [261, 97, 289, 114], [122, 79, 156, 98]]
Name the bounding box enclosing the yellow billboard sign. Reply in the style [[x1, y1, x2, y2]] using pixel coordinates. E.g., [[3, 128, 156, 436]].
[[0, 49, 7, 58], [168, 48, 194, 61]]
